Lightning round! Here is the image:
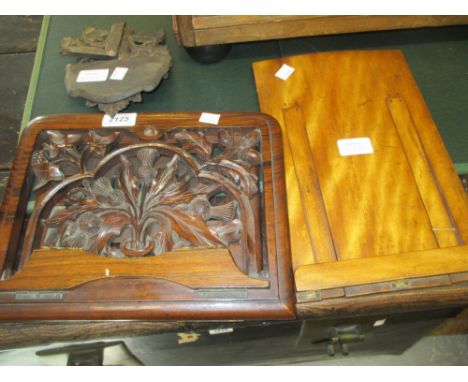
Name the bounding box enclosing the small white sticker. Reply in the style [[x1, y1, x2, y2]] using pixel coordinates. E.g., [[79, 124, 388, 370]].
[[373, 318, 387, 327], [110, 67, 129, 81], [275, 64, 295, 80], [76, 69, 109, 83], [102, 113, 137, 127], [209, 328, 234, 335], [337, 137, 374, 157], [199, 112, 221, 125]]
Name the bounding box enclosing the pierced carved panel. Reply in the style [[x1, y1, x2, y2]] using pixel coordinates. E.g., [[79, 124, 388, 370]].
[[0, 113, 294, 321], [28, 127, 263, 276]]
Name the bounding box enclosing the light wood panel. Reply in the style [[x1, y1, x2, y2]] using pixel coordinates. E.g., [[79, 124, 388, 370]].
[[253, 50, 468, 302], [387, 96, 460, 247], [283, 106, 337, 263], [295, 245, 468, 291]]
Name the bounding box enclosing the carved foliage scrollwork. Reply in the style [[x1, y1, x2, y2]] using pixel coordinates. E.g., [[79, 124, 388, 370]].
[[31, 128, 263, 274]]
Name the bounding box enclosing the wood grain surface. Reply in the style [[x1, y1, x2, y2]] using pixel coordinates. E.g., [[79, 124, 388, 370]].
[[0, 112, 295, 321], [173, 16, 468, 47], [295, 245, 468, 292], [253, 50, 468, 313], [0, 248, 268, 291]]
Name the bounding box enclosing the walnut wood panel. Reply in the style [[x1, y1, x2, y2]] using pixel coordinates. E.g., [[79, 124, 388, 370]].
[[173, 16, 468, 47], [0, 248, 267, 290], [253, 50, 468, 315], [0, 112, 295, 321]]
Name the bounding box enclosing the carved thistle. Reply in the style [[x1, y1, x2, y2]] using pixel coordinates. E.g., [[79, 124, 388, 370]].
[[29, 128, 263, 275]]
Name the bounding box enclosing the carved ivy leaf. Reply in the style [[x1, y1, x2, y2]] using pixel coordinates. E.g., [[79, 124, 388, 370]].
[[156, 206, 223, 247]]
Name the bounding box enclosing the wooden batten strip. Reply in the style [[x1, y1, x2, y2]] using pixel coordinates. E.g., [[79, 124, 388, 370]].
[[283, 106, 337, 263], [294, 245, 468, 292], [387, 96, 461, 247]]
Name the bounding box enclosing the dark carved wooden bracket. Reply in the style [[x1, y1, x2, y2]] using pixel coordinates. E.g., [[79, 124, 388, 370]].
[[0, 113, 294, 321]]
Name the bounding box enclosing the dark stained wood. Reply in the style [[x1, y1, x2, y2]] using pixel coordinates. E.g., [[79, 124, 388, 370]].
[[0, 320, 254, 351], [60, 22, 125, 57], [0, 112, 295, 321], [0, 321, 183, 350]]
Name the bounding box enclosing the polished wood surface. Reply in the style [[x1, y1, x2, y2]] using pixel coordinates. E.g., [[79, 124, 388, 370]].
[[0, 248, 268, 290], [253, 50, 468, 315], [0, 112, 294, 321], [295, 245, 468, 292], [173, 16, 468, 47], [283, 106, 336, 264]]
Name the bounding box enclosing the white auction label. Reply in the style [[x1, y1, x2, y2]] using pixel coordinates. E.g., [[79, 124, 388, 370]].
[[110, 67, 129, 80], [275, 64, 295, 80], [337, 137, 374, 157], [102, 113, 137, 127], [76, 69, 109, 83], [373, 318, 387, 327], [199, 112, 221, 125], [209, 328, 234, 335]]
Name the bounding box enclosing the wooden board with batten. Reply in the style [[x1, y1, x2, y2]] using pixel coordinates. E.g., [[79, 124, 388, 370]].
[[253, 50, 468, 317]]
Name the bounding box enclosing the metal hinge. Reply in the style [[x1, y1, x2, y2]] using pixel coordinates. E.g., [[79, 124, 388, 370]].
[[390, 279, 411, 290], [14, 291, 65, 300], [195, 289, 248, 299]]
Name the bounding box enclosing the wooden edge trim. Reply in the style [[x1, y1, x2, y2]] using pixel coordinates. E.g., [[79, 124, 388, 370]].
[[0, 299, 296, 321], [262, 113, 296, 316], [294, 245, 468, 292], [189, 16, 468, 47], [296, 283, 468, 319], [171, 16, 195, 47]]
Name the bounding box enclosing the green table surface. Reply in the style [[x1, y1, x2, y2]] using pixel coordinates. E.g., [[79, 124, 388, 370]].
[[26, 16, 468, 170]]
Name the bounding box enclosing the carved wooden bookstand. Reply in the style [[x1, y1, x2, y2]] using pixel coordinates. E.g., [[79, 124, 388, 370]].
[[0, 113, 294, 320]]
